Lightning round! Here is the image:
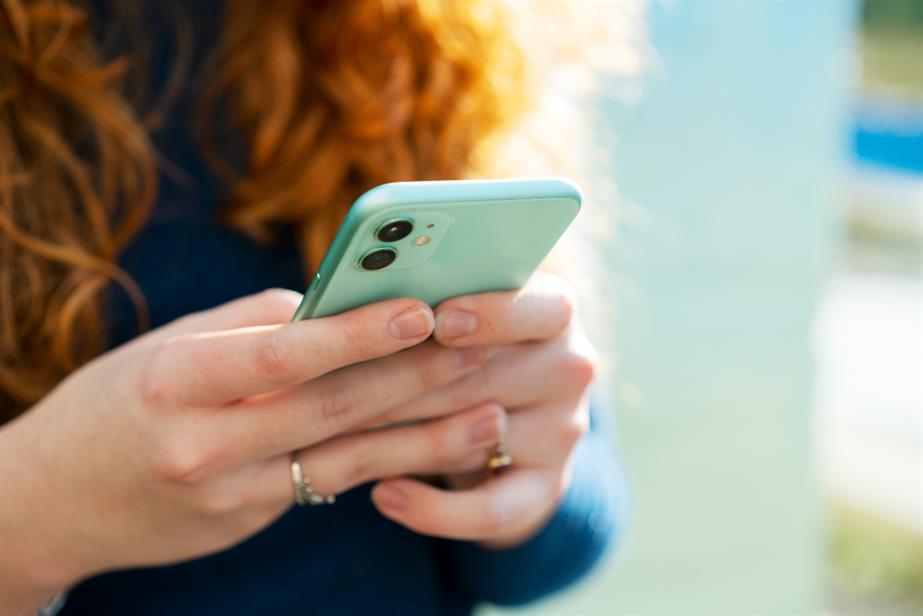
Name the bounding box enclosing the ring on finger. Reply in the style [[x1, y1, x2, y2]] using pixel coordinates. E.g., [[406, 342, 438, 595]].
[[290, 454, 336, 506], [487, 441, 512, 473]]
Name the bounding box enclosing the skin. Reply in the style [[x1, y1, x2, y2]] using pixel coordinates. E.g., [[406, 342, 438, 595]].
[[0, 273, 596, 614], [373, 272, 597, 547]]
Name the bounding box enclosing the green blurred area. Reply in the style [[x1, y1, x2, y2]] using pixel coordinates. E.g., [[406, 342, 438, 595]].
[[861, 31, 923, 98], [830, 505, 923, 614], [861, 0, 923, 97], [862, 0, 923, 30]]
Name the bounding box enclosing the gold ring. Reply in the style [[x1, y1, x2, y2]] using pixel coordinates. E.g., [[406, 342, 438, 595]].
[[290, 456, 336, 506], [487, 441, 512, 473]]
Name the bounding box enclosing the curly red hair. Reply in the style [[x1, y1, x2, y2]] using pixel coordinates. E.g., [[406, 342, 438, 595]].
[[0, 0, 535, 420]]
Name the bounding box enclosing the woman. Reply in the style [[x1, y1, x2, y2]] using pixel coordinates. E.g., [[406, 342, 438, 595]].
[[0, 1, 628, 614]]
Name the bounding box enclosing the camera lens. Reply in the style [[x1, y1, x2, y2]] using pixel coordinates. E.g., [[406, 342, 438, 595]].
[[360, 248, 397, 271], [376, 219, 413, 242]]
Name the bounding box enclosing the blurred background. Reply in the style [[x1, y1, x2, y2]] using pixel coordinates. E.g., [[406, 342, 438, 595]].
[[487, 0, 922, 614]]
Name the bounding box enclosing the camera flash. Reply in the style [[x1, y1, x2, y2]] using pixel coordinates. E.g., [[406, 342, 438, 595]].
[[412, 235, 431, 246]]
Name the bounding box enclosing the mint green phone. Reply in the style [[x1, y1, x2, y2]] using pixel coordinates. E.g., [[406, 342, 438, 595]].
[[291, 178, 581, 320]]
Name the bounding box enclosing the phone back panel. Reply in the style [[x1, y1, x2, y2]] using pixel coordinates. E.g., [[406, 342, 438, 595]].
[[292, 178, 580, 320]]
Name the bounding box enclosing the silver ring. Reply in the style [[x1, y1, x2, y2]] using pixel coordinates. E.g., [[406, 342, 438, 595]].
[[290, 456, 336, 506]]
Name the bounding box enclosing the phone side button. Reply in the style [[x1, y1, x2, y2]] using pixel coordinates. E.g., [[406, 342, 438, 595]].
[[308, 273, 321, 291]]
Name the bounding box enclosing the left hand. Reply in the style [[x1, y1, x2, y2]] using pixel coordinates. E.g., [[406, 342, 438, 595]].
[[369, 272, 598, 548]]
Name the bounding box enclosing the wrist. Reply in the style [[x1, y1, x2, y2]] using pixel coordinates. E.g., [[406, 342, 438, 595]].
[[0, 506, 71, 615], [0, 415, 87, 612]]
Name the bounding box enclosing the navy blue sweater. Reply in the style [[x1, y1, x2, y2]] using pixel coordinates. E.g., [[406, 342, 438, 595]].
[[57, 4, 626, 613]]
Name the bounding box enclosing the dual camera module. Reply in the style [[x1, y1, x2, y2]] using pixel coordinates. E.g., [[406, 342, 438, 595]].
[[360, 220, 414, 270]]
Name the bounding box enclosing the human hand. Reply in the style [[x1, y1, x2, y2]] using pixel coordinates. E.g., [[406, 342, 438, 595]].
[[0, 289, 504, 612], [369, 273, 598, 548]]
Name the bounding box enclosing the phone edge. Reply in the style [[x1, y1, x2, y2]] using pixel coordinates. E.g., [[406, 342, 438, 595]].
[[291, 177, 581, 321]]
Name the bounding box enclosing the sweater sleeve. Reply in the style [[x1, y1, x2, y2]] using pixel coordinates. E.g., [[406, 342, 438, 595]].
[[441, 397, 629, 607]]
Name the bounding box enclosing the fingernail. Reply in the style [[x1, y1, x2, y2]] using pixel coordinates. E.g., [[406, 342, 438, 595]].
[[375, 485, 408, 513], [436, 309, 478, 340], [454, 347, 486, 369], [469, 411, 502, 445], [388, 307, 434, 340]]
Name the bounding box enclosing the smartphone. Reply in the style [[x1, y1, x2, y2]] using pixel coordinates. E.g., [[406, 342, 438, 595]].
[[291, 178, 581, 320]]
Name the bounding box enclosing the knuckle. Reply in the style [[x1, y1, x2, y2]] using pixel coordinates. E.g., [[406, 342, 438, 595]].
[[138, 338, 181, 407], [338, 315, 376, 358], [416, 352, 448, 392], [425, 425, 457, 468], [561, 349, 598, 389], [559, 414, 588, 449], [318, 386, 363, 426], [251, 329, 294, 382], [148, 429, 219, 485]]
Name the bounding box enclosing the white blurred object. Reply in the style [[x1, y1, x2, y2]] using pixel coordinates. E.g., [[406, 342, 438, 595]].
[[815, 273, 923, 534]]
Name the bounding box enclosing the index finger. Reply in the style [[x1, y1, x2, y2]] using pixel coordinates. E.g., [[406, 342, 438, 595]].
[[145, 298, 434, 406], [432, 272, 575, 347]]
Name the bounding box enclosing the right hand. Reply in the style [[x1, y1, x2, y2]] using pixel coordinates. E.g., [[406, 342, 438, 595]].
[[0, 289, 502, 611]]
